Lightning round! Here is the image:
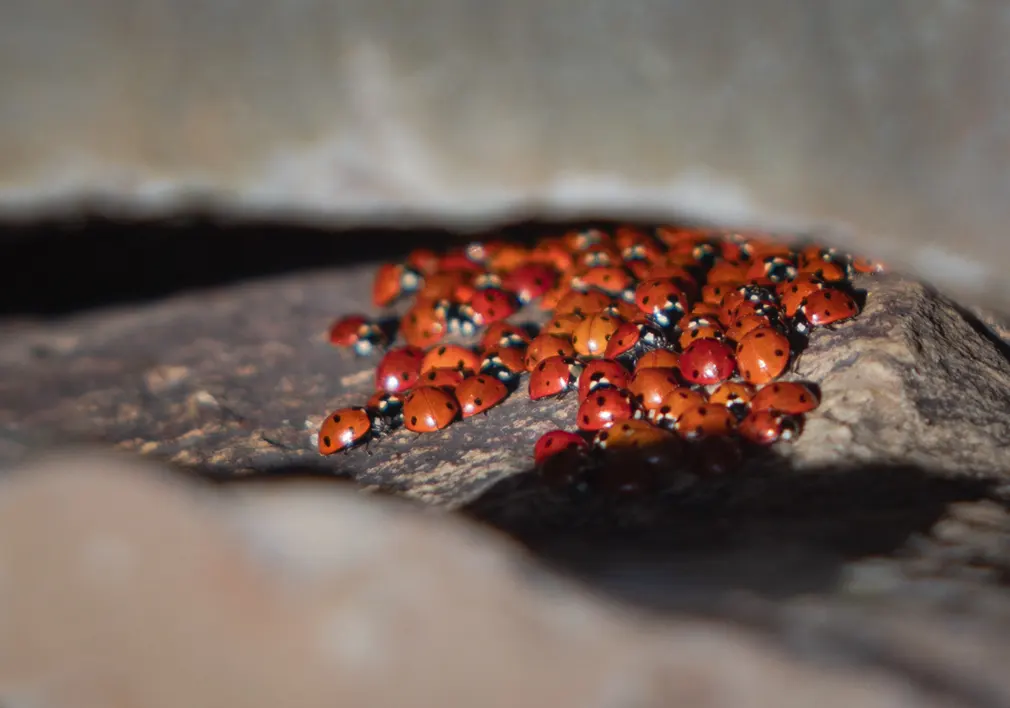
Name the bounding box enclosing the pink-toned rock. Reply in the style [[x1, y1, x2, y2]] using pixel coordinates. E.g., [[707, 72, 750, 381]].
[[0, 450, 970, 707]]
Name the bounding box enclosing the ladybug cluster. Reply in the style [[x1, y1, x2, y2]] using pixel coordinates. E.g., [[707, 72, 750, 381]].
[[320, 226, 884, 494]]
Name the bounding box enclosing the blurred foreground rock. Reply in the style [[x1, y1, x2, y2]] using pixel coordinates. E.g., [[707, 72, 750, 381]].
[[0, 451, 996, 707], [4, 2, 1010, 311]]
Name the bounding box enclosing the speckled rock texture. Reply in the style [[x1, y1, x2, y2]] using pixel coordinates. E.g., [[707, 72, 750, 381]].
[[4, 258, 1010, 705]]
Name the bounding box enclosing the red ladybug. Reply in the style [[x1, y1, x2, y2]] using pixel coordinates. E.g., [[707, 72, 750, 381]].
[[533, 430, 589, 466], [525, 334, 577, 371], [627, 367, 681, 413], [602, 321, 668, 363], [798, 288, 860, 328], [529, 356, 583, 400], [708, 382, 756, 420], [328, 314, 368, 347], [479, 322, 532, 352], [577, 388, 639, 432], [373, 263, 405, 307], [456, 375, 509, 417], [469, 287, 519, 325], [724, 314, 773, 343], [375, 346, 425, 393], [578, 359, 632, 401], [399, 304, 446, 349], [554, 289, 612, 317], [416, 368, 465, 391], [750, 382, 819, 415], [777, 275, 825, 318], [365, 391, 405, 427], [675, 403, 737, 441], [318, 407, 378, 454], [480, 347, 528, 383], [571, 312, 624, 358], [679, 338, 736, 385], [649, 387, 708, 430], [421, 344, 482, 375], [738, 410, 803, 445], [735, 327, 791, 385], [403, 386, 460, 432], [634, 278, 687, 327], [502, 263, 558, 304]]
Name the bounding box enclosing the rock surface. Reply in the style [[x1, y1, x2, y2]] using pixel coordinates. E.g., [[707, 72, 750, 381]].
[[0, 450, 996, 708], [4, 257, 1010, 703]]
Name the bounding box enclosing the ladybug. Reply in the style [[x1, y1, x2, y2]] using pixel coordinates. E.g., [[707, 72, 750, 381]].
[[479, 322, 532, 352], [572, 266, 634, 296], [456, 374, 509, 417], [554, 289, 611, 317], [399, 304, 446, 349], [738, 409, 803, 445], [373, 263, 405, 307], [318, 407, 382, 454], [776, 275, 824, 317], [403, 386, 460, 432], [469, 287, 519, 325], [529, 356, 583, 400], [525, 334, 577, 371], [534, 430, 590, 466], [675, 403, 737, 441], [578, 359, 632, 401], [593, 419, 676, 450], [627, 367, 681, 412], [724, 314, 772, 343], [799, 259, 847, 283], [634, 349, 680, 371], [679, 338, 736, 385], [480, 347, 528, 384], [351, 322, 388, 357], [634, 278, 687, 327], [365, 391, 405, 427], [735, 327, 791, 385], [577, 388, 640, 432], [678, 323, 725, 350], [327, 314, 368, 347], [750, 382, 819, 415], [796, 288, 859, 332], [603, 321, 669, 363], [421, 344, 482, 375], [544, 312, 586, 339], [406, 248, 440, 275], [502, 263, 558, 304], [416, 368, 465, 391], [849, 256, 887, 275], [419, 270, 470, 302], [745, 255, 797, 283], [571, 313, 624, 358], [708, 382, 756, 420], [706, 259, 750, 285], [649, 387, 708, 429], [375, 345, 425, 393]]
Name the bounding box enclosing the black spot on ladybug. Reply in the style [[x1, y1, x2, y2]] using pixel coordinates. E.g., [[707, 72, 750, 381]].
[[823, 292, 833, 300], [774, 349, 785, 357], [755, 332, 765, 338], [596, 395, 606, 405], [474, 397, 483, 406], [582, 414, 591, 424], [332, 413, 341, 423], [642, 295, 650, 304], [698, 406, 708, 415], [745, 369, 752, 378], [446, 402, 456, 410], [410, 416, 418, 425], [660, 405, 671, 414], [538, 361, 547, 371], [692, 369, 700, 378], [322, 436, 332, 447], [799, 394, 808, 402], [824, 310, 831, 317]]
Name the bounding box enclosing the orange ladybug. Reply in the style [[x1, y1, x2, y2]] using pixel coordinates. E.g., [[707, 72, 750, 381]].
[[456, 375, 509, 417], [403, 386, 460, 432], [735, 327, 791, 385]]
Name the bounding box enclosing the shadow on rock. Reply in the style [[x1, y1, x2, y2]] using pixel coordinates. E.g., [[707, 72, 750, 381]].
[[462, 450, 995, 615]]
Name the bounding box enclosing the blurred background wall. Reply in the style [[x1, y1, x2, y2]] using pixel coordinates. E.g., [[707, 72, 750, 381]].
[[2, 0, 1009, 309]]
